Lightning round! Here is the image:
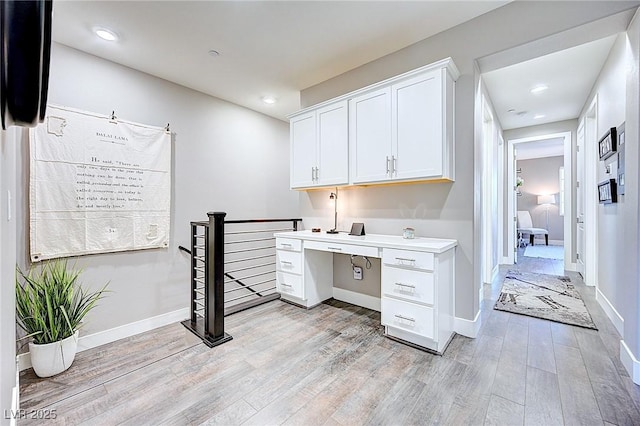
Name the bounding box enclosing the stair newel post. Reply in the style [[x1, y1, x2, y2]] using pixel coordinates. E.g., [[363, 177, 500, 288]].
[[206, 211, 233, 345]]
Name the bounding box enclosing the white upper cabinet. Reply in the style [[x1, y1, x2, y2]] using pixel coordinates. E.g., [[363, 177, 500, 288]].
[[349, 87, 392, 183], [290, 111, 316, 188], [289, 58, 458, 189], [290, 100, 348, 189], [351, 67, 455, 184], [392, 70, 445, 181]]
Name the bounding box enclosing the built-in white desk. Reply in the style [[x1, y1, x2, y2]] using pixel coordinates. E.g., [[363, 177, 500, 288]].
[[273, 230, 457, 354]]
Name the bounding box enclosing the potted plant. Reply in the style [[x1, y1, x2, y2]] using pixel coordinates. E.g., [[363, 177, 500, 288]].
[[16, 260, 108, 378]]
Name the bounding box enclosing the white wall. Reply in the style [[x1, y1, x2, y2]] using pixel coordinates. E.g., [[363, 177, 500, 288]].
[[1, 128, 19, 424], [577, 14, 640, 375], [14, 43, 299, 337], [299, 1, 635, 323], [579, 33, 626, 317], [622, 9, 640, 363]]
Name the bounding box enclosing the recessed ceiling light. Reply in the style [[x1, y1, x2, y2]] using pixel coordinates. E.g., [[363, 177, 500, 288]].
[[530, 85, 548, 94], [534, 114, 545, 119], [262, 96, 277, 105], [208, 49, 220, 57], [94, 28, 118, 42]]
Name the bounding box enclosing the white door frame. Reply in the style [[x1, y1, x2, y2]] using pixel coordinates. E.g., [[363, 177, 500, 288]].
[[482, 97, 498, 285], [505, 131, 574, 270], [582, 97, 599, 286]]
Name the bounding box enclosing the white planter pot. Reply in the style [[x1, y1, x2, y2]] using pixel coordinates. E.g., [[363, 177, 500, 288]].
[[29, 331, 79, 378]]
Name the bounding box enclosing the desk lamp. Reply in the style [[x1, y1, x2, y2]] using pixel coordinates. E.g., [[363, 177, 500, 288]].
[[327, 188, 338, 234]]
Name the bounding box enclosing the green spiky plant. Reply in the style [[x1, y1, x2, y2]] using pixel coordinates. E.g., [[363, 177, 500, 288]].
[[16, 260, 108, 345]]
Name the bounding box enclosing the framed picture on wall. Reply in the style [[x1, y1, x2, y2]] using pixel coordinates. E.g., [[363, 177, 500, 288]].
[[617, 122, 625, 195], [598, 179, 617, 204], [598, 127, 617, 160]]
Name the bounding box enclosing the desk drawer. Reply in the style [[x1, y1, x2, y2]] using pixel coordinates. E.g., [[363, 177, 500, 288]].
[[276, 272, 303, 299], [382, 248, 434, 271], [276, 250, 302, 274], [382, 297, 435, 339], [276, 238, 302, 252], [304, 240, 379, 257], [382, 266, 434, 305]]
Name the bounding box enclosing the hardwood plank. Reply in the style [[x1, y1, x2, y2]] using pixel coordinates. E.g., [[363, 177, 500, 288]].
[[330, 347, 418, 425], [527, 318, 556, 374], [492, 350, 527, 406], [553, 343, 602, 426], [574, 328, 640, 425], [199, 399, 257, 426], [484, 394, 525, 426], [405, 356, 467, 425], [550, 321, 578, 348], [524, 367, 563, 426], [366, 377, 425, 425]]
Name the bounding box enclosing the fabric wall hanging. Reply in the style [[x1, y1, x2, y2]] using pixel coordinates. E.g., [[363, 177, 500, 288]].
[[29, 105, 171, 261]]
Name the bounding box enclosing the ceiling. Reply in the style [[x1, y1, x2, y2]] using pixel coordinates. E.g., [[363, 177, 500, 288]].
[[482, 35, 618, 130], [51, 1, 508, 122], [515, 137, 565, 161]]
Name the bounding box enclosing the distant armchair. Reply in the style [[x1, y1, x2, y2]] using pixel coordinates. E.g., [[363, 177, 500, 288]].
[[517, 210, 548, 246]]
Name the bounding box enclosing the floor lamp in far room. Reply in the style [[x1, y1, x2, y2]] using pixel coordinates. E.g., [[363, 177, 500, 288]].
[[537, 194, 556, 231]]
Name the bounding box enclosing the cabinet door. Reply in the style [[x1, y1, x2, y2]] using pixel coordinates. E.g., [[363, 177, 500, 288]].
[[290, 112, 317, 188], [317, 101, 349, 186], [392, 70, 443, 180], [349, 87, 392, 184]]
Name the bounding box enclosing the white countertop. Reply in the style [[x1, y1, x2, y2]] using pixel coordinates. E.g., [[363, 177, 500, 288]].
[[274, 230, 457, 254]]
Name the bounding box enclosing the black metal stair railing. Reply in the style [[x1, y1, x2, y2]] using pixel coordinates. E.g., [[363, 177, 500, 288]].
[[181, 212, 301, 347]]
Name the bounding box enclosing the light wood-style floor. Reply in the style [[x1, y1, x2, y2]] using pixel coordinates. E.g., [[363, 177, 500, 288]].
[[19, 248, 640, 425]]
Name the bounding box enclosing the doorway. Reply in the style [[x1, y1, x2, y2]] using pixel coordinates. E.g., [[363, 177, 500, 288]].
[[506, 132, 573, 270]]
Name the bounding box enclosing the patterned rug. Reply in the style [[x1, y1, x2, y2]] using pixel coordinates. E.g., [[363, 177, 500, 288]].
[[523, 244, 563, 260], [494, 270, 597, 329]]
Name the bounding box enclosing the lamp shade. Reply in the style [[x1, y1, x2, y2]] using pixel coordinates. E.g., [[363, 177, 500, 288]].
[[537, 194, 555, 205]]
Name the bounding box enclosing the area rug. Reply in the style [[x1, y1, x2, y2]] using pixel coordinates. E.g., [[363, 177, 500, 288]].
[[523, 244, 563, 260], [494, 270, 597, 329]]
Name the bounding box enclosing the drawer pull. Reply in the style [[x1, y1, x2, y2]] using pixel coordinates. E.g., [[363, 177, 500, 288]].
[[395, 257, 416, 263], [280, 243, 293, 248], [280, 260, 293, 265], [394, 314, 416, 322], [395, 282, 416, 289], [328, 247, 342, 251], [280, 283, 292, 287]]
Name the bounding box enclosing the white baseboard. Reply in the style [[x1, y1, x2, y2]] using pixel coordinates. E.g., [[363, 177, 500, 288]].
[[621, 340, 640, 385], [333, 287, 381, 312], [18, 308, 189, 372], [548, 239, 564, 246], [491, 264, 499, 283], [454, 310, 481, 338], [500, 256, 513, 266], [11, 362, 19, 426], [596, 288, 624, 336]]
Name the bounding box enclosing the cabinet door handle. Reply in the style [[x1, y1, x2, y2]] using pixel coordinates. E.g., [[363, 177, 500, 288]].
[[327, 246, 342, 251], [395, 282, 416, 289], [386, 156, 390, 174], [394, 314, 415, 322], [314, 167, 319, 181], [392, 156, 397, 175], [395, 257, 416, 263], [311, 167, 315, 181]]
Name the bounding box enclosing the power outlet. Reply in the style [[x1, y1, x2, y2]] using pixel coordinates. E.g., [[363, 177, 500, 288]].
[[353, 266, 363, 280]]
